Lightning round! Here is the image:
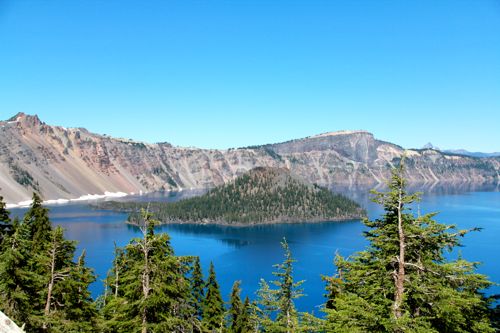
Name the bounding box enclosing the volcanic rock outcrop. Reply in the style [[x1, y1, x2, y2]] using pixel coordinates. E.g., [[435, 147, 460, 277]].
[[1, 113, 498, 204]]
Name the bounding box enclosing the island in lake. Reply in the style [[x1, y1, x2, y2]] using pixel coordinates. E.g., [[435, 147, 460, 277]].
[[98, 167, 366, 226]]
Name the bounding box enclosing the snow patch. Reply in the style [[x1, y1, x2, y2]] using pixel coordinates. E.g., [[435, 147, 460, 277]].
[[71, 191, 128, 202], [44, 199, 70, 205], [6, 203, 21, 209], [6, 200, 34, 208], [5, 191, 129, 208]]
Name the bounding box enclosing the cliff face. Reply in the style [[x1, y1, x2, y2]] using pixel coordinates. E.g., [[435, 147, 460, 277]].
[[0, 113, 498, 204]]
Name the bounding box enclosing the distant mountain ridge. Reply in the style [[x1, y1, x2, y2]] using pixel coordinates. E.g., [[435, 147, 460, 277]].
[[421, 142, 500, 158], [442, 149, 500, 158], [0, 113, 498, 205]]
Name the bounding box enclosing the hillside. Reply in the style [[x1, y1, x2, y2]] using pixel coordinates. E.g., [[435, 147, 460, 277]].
[[0, 113, 499, 205], [99, 167, 365, 225]]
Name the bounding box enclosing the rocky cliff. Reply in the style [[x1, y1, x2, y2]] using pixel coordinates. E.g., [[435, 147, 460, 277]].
[[1, 113, 498, 205]]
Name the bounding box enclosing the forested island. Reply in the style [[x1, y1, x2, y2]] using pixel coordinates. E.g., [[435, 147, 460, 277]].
[[97, 167, 365, 226]]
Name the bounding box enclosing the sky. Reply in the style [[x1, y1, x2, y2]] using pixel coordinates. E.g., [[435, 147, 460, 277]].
[[0, 0, 499, 151]]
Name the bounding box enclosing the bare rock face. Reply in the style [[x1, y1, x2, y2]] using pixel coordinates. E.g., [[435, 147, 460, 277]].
[[0, 113, 498, 204]]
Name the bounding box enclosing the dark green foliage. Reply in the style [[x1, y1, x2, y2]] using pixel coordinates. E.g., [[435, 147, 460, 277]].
[[491, 300, 500, 331], [191, 256, 205, 319], [228, 281, 245, 333], [0, 195, 10, 223], [202, 262, 225, 332], [40, 226, 92, 332], [271, 239, 304, 332], [24, 193, 52, 253], [100, 208, 196, 332], [59, 250, 98, 332], [263, 147, 283, 161], [255, 239, 308, 332], [239, 297, 253, 333], [0, 216, 36, 327], [324, 163, 495, 332], [10, 163, 39, 191], [0, 195, 12, 245], [99, 167, 364, 225], [228, 283, 253, 333], [0, 193, 97, 332], [255, 279, 277, 331]]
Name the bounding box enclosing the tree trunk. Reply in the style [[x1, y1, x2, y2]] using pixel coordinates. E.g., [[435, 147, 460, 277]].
[[114, 266, 119, 298], [393, 187, 405, 319], [286, 309, 291, 333], [43, 246, 56, 330], [113, 242, 120, 298], [141, 241, 150, 333]]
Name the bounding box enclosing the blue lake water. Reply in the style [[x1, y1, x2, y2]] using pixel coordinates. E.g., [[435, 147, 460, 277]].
[[9, 183, 500, 313]]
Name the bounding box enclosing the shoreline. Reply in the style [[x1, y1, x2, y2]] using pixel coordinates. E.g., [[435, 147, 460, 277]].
[[125, 214, 367, 228], [5, 191, 131, 209], [5, 179, 499, 210], [4, 187, 205, 209]]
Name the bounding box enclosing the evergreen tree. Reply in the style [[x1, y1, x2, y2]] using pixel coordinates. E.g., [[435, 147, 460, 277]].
[[255, 279, 278, 332], [0, 195, 11, 245], [40, 226, 77, 331], [0, 194, 98, 332], [202, 262, 225, 332], [240, 297, 253, 333], [101, 208, 195, 332], [192, 256, 205, 320], [255, 239, 305, 333], [0, 194, 55, 330], [57, 250, 98, 332], [0, 216, 36, 328], [0, 195, 10, 222], [228, 280, 247, 333], [23, 192, 52, 254], [272, 239, 304, 333], [324, 162, 495, 332]]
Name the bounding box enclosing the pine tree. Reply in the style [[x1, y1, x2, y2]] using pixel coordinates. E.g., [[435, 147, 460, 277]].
[[272, 239, 304, 333], [0, 194, 98, 332], [0, 195, 11, 246], [41, 226, 76, 330], [0, 194, 56, 330], [57, 250, 98, 332], [324, 162, 495, 332], [99, 242, 128, 332], [228, 281, 244, 333], [240, 297, 253, 333], [255, 239, 306, 333], [0, 195, 10, 222], [202, 262, 225, 332], [0, 217, 36, 328], [101, 208, 195, 332], [24, 192, 52, 254], [192, 256, 205, 320], [255, 278, 278, 332]]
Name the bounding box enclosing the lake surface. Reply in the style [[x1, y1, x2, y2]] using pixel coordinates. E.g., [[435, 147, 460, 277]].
[[10, 183, 500, 313]]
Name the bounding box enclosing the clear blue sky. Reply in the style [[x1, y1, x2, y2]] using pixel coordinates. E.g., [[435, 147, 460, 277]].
[[0, 0, 499, 151]]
